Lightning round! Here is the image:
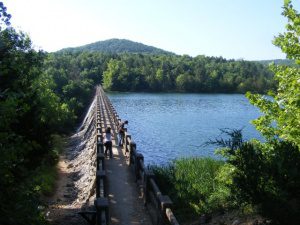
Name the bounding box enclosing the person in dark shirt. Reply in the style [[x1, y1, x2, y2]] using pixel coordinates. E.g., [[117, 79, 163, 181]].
[[118, 120, 128, 146]]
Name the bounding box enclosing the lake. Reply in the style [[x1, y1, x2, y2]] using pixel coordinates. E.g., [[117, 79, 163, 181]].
[[107, 93, 262, 165]]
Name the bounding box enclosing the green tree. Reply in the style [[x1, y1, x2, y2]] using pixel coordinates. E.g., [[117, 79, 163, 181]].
[[103, 58, 129, 91], [0, 4, 72, 223], [219, 1, 300, 223], [246, 0, 300, 148], [176, 73, 197, 92], [0, 2, 11, 30]]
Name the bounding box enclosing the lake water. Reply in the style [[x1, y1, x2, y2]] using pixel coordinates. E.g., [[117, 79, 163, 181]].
[[107, 93, 262, 165]]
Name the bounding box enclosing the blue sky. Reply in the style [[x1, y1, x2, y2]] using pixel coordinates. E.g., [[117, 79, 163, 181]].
[[4, 0, 298, 60]]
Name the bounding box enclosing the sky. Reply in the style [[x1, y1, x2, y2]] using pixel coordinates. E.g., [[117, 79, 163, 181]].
[[3, 0, 298, 60]]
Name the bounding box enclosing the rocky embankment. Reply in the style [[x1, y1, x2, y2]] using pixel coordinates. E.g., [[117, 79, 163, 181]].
[[45, 97, 97, 225]]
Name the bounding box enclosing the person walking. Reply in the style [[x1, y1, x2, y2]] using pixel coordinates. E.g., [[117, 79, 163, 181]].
[[118, 120, 128, 146], [103, 127, 113, 158]]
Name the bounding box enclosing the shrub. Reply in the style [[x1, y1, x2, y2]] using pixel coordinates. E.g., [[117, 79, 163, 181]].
[[222, 140, 300, 224], [151, 158, 234, 222]]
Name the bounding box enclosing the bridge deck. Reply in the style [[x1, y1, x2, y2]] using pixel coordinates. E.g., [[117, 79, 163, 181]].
[[98, 87, 152, 224], [106, 138, 152, 224]]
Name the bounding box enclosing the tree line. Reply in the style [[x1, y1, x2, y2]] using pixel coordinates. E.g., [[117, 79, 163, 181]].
[[45, 51, 276, 94], [102, 54, 275, 93]]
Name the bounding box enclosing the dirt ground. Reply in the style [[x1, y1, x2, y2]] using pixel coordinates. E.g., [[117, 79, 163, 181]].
[[43, 153, 89, 225]]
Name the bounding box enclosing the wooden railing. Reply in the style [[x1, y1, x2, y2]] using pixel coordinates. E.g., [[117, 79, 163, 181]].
[[79, 87, 109, 225], [94, 88, 110, 225]]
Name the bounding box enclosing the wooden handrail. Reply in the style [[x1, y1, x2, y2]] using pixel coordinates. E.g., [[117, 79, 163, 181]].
[[94, 87, 109, 225]]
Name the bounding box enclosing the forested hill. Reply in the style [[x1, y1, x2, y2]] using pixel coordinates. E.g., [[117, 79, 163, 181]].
[[45, 52, 276, 94], [58, 38, 174, 55], [255, 59, 295, 66]]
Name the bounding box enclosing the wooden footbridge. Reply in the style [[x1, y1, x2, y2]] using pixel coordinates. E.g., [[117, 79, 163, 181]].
[[79, 86, 179, 225]]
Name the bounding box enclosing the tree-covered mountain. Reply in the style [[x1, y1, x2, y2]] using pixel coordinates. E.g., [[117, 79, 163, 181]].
[[59, 38, 175, 55], [255, 58, 295, 66], [45, 51, 276, 94]]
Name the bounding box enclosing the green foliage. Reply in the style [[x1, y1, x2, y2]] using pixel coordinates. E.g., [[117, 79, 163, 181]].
[[50, 134, 67, 155], [220, 140, 300, 224], [151, 158, 234, 222], [33, 164, 57, 196], [207, 128, 244, 154], [59, 38, 174, 55], [101, 54, 275, 93], [175, 73, 197, 91], [0, 3, 77, 223], [174, 158, 231, 214], [0, 184, 46, 225], [207, 126, 300, 224], [53, 47, 276, 94], [246, 65, 300, 147], [255, 59, 296, 66], [0, 2, 11, 30], [103, 58, 129, 91], [44, 51, 100, 123], [239, 5, 300, 222], [275, 0, 300, 61], [246, 1, 300, 148]]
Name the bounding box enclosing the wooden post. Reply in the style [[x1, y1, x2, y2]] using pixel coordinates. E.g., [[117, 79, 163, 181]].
[[125, 134, 131, 155], [97, 153, 105, 170], [96, 170, 107, 197], [158, 195, 173, 224], [97, 141, 104, 154], [135, 153, 144, 182], [97, 134, 102, 143], [94, 198, 109, 225], [129, 142, 136, 165], [144, 169, 155, 206]]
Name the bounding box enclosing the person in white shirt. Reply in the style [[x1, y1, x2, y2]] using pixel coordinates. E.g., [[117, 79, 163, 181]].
[[104, 127, 113, 158]]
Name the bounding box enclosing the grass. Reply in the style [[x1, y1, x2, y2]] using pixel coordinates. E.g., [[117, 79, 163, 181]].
[[33, 134, 67, 196], [50, 134, 67, 155], [33, 165, 58, 195], [151, 157, 235, 223]]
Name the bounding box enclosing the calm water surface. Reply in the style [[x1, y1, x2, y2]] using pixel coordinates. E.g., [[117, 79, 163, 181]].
[[107, 93, 262, 165]]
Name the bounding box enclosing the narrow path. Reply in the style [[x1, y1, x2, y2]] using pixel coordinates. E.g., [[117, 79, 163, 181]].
[[98, 86, 152, 224], [44, 152, 88, 225], [106, 138, 152, 225]]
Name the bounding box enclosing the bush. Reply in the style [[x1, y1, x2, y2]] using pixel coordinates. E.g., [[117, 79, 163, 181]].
[[222, 140, 300, 224], [151, 158, 235, 222], [33, 165, 57, 196]]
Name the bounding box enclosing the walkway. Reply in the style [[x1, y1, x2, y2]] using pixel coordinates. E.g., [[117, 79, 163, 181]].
[[97, 87, 152, 225], [106, 139, 151, 224]]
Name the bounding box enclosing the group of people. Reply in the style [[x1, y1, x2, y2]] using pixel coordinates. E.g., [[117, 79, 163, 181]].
[[103, 120, 128, 158]]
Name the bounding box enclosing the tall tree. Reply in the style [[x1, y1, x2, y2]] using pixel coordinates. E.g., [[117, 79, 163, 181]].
[[246, 0, 300, 148], [0, 3, 71, 224], [0, 1, 11, 30]]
